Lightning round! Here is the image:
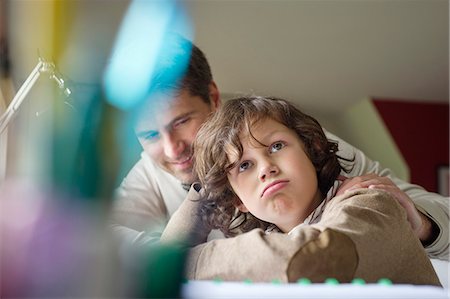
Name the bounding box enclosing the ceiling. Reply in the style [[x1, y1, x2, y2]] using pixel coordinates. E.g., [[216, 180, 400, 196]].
[[3, 0, 448, 181], [185, 0, 449, 116], [6, 0, 449, 119]]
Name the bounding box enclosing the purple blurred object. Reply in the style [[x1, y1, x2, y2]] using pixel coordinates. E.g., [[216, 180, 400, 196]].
[[0, 179, 120, 297]]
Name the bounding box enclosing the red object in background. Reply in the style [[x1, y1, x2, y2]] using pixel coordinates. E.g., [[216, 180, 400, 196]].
[[373, 99, 449, 194]]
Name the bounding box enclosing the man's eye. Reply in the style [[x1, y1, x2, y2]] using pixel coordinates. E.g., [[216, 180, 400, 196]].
[[144, 131, 160, 142], [173, 117, 190, 128], [238, 161, 253, 173], [269, 141, 286, 153]]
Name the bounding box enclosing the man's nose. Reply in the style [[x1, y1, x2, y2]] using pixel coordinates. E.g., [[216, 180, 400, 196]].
[[259, 162, 279, 182], [162, 133, 185, 159]]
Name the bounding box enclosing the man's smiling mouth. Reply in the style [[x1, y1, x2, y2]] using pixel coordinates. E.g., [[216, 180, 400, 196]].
[[171, 155, 193, 169]]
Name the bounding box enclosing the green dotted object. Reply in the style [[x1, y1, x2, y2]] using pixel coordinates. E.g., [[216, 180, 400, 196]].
[[243, 278, 253, 284], [297, 278, 312, 285], [271, 279, 282, 284], [324, 278, 340, 285], [351, 278, 366, 285], [213, 278, 223, 284], [378, 278, 393, 285]]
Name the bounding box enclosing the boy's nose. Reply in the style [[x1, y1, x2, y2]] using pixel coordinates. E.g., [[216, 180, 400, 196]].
[[259, 164, 279, 182]]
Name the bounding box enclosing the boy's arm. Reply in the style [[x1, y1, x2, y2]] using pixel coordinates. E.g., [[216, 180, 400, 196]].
[[158, 185, 356, 282], [326, 130, 449, 259], [181, 189, 440, 285], [185, 226, 358, 283], [312, 188, 440, 285]]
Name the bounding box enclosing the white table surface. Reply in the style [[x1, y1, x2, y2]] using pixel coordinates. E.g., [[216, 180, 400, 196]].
[[182, 280, 449, 299]]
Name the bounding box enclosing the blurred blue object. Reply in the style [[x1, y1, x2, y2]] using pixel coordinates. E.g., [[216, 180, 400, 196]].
[[103, 0, 193, 110]]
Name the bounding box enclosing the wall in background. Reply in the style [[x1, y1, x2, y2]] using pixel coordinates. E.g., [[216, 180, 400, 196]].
[[332, 98, 409, 182], [373, 99, 449, 195], [333, 98, 449, 195]]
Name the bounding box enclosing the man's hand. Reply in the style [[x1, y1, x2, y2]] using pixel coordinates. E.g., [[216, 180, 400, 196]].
[[336, 174, 435, 244]]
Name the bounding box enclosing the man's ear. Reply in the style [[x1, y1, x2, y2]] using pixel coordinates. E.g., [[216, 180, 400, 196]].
[[209, 81, 221, 111]]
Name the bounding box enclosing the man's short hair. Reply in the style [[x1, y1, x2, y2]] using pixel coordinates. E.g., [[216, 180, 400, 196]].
[[150, 34, 213, 104]]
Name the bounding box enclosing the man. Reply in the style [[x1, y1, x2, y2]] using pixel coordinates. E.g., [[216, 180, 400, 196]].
[[110, 36, 448, 260]]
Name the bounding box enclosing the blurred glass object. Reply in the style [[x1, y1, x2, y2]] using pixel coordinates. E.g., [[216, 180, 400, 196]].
[[0, 179, 186, 298], [103, 0, 193, 110], [0, 180, 122, 297], [0, 57, 72, 134], [1, 1, 189, 297], [103, 0, 194, 187]]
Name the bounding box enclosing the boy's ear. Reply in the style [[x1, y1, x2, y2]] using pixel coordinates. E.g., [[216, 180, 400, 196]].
[[234, 198, 249, 213]]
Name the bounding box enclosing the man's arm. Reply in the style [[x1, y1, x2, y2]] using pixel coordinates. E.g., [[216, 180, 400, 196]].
[[326, 130, 449, 260], [160, 183, 211, 246], [109, 155, 170, 246]]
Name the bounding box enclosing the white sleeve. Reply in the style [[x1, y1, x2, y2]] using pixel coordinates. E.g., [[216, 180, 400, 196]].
[[326, 130, 449, 260], [109, 154, 169, 246]]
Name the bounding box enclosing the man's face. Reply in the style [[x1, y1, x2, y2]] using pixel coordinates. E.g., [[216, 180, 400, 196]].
[[135, 89, 218, 184]]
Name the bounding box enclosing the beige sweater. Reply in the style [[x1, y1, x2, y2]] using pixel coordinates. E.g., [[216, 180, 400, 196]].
[[112, 131, 449, 259], [161, 187, 441, 285]]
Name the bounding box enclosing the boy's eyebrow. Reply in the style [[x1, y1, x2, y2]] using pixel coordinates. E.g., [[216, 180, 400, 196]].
[[250, 129, 284, 144], [263, 130, 280, 139]]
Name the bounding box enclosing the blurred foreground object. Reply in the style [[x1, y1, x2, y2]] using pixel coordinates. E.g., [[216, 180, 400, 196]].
[[0, 179, 186, 298], [0, 57, 71, 134], [0, 0, 191, 296], [0, 179, 120, 297], [103, 0, 193, 111]]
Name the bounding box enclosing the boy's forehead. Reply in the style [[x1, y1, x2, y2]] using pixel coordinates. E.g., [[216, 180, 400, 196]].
[[241, 118, 288, 145]]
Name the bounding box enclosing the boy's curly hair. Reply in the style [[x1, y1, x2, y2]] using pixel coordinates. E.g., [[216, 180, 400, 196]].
[[193, 96, 353, 236]]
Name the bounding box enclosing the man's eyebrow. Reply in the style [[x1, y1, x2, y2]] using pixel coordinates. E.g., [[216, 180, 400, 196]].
[[136, 111, 197, 138], [164, 111, 196, 130], [136, 130, 158, 139]]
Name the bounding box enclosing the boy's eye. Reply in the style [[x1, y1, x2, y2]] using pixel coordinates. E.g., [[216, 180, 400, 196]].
[[269, 141, 286, 153], [238, 161, 253, 173]]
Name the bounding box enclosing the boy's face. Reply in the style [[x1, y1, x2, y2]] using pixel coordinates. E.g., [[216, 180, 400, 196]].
[[135, 88, 218, 184], [226, 117, 322, 232]]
